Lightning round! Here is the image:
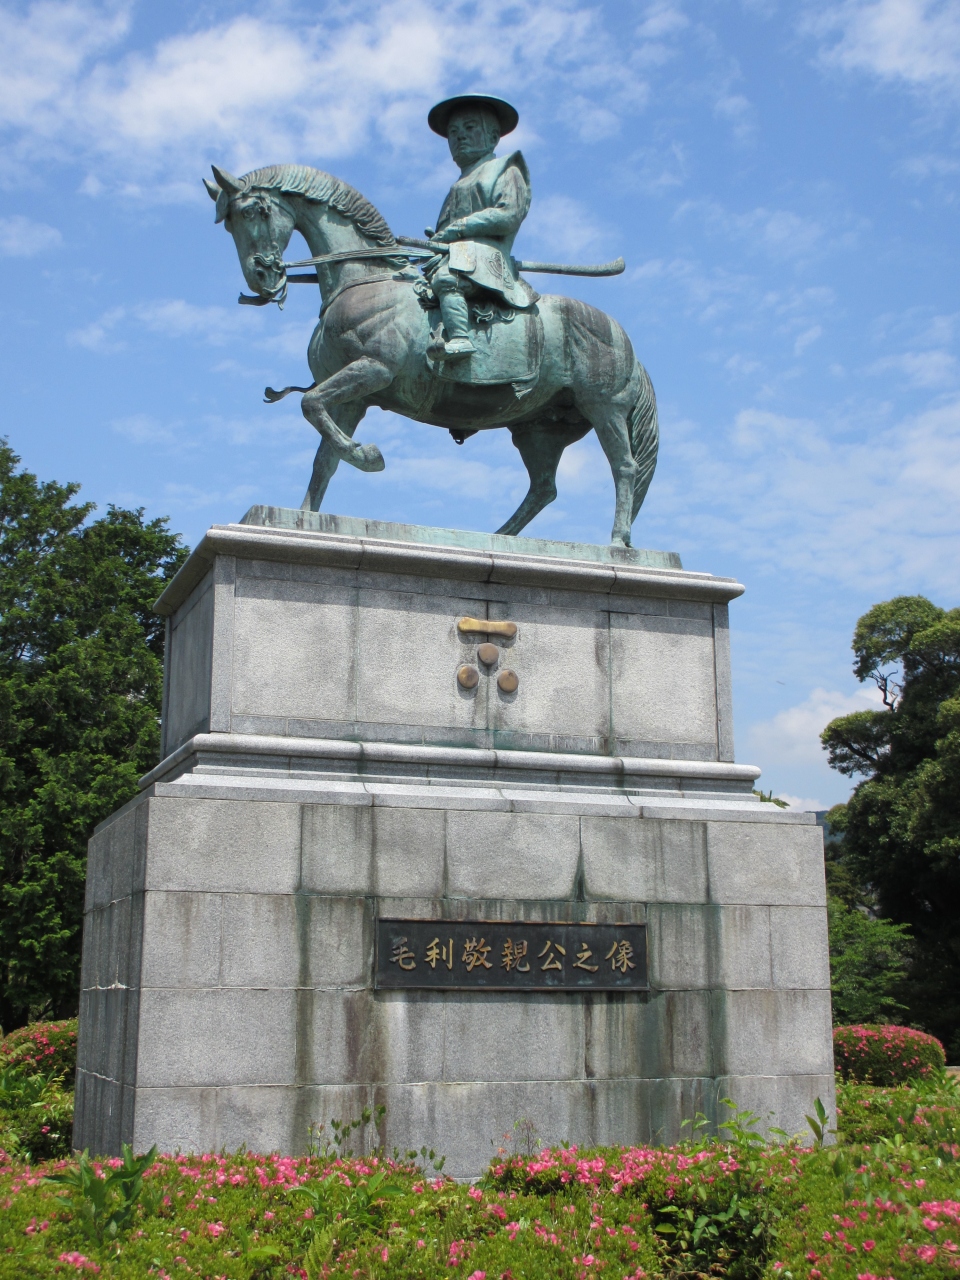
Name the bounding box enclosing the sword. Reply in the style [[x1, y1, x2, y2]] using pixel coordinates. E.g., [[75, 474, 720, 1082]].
[[397, 236, 625, 276]]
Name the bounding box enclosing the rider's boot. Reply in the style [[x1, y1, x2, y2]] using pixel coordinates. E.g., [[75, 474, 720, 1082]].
[[437, 292, 476, 360]]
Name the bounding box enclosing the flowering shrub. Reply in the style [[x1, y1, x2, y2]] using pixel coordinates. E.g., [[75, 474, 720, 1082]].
[[0, 1021, 77, 1161], [0, 1020, 78, 1084], [837, 1072, 960, 1150], [834, 1024, 946, 1085], [0, 1081, 958, 1277]]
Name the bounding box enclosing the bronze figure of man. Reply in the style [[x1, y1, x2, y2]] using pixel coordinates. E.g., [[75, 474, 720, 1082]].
[[425, 94, 538, 360]]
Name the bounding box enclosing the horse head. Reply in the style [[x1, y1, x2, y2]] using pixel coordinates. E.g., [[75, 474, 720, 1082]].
[[205, 166, 295, 305]]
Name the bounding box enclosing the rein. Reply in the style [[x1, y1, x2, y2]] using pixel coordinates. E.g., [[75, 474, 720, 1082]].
[[239, 244, 434, 307], [282, 245, 434, 270]]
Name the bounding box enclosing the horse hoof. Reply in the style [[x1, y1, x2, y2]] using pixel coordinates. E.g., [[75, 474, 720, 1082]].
[[357, 444, 385, 473]]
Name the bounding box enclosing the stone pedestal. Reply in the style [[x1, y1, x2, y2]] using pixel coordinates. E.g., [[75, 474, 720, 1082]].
[[74, 511, 834, 1177]]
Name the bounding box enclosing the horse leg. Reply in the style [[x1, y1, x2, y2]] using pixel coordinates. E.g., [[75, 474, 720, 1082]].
[[577, 401, 639, 546], [300, 403, 365, 511], [496, 422, 587, 537], [300, 358, 393, 473]]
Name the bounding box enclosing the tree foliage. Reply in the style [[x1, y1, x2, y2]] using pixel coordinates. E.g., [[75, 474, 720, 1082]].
[[0, 442, 186, 1030], [826, 897, 911, 1025], [821, 595, 960, 1057]]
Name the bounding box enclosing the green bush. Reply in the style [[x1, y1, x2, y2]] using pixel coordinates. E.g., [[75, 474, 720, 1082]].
[[0, 1020, 77, 1160], [837, 1070, 960, 1149], [2, 1092, 960, 1280], [0, 1020, 78, 1084], [833, 1022, 946, 1084]]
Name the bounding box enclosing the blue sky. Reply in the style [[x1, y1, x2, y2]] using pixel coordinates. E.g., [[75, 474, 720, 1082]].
[[2, 0, 958, 807]]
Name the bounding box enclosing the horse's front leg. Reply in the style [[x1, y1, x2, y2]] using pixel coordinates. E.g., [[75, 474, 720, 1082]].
[[301, 403, 365, 511], [300, 358, 393, 473]]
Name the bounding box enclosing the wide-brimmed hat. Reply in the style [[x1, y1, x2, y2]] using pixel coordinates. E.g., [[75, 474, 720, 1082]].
[[427, 94, 519, 137]]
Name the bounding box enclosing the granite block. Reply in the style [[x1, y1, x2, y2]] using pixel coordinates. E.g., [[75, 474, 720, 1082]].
[[715, 989, 834, 1077], [140, 892, 222, 988], [301, 803, 373, 895], [373, 806, 445, 898], [770, 906, 831, 991], [445, 810, 580, 899], [706, 822, 826, 906], [146, 797, 301, 893], [136, 988, 299, 1087]]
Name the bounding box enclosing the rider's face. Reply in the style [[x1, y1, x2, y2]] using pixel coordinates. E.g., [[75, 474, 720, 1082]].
[[447, 110, 499, 168]]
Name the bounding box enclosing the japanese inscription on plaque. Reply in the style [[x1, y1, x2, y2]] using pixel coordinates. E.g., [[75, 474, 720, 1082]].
[[375, 920, 648, 991]]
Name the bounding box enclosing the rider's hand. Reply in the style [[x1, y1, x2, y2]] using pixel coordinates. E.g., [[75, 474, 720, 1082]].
[[432, 222, 466, 243]]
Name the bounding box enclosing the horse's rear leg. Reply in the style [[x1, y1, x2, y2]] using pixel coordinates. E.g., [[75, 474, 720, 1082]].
[[497, 422, 587, 537], [577, 401, 638, 546], [301, 403, 365, 511]]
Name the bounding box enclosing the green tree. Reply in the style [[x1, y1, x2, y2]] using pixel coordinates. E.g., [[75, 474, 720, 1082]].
[[0, 442, 186, 1030], [826, 896, 912, 1025], [821, 596, 960, 1056]]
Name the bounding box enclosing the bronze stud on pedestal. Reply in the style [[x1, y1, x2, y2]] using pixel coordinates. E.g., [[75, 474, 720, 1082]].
[[497, 669, 519, 694], [477, 642, 499, 666], [457, 665, 480, 690]]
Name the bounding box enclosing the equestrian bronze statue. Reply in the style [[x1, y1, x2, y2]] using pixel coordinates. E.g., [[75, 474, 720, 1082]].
[[204, 94, 658, 546]]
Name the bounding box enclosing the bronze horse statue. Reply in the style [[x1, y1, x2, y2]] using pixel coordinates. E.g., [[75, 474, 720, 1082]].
[[205, 164, 658, 546]]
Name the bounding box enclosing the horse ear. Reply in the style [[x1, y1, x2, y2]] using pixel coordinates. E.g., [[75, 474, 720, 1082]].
[[211, 165, 242, 194], [203, 178, 220, 201]]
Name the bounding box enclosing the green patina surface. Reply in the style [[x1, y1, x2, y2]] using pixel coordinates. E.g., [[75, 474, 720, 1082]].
[[207, 94, 660, 547], [239, 505, 682, 569]]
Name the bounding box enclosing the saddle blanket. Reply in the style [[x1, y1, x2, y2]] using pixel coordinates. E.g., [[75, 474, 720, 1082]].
[[429, 306, 543, 387]]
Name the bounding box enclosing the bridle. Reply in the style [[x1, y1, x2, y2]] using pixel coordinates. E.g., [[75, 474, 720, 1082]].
[[238, 243, 437, 308]]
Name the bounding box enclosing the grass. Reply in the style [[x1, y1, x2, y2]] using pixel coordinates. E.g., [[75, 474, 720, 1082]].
[[0, 1077, 957, 1279]]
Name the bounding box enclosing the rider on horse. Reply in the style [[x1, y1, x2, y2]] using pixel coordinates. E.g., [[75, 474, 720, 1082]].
[[424, 94, 538, 361]]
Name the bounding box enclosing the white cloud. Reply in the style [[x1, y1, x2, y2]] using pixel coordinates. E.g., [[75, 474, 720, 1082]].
[[776, 793, 833, 813], [676, 200, 834, 260], [900, 153, 960, 179], [67, 304, 126, 351], [748, 686, 883, 787], [112, 413, 177, 444], [868, 349, 957, 387], [68, 296, 279, 351], [653, 395, 960, 597], [0, 0, 640, 190], [808, 0, 960, 90], [524, 194, 608, 259], [794, 325, 823, 355], [0, 213, 62, 256]]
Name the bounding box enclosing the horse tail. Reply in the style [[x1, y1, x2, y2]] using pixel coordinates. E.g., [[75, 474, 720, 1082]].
[[628, 359, 659, 522]]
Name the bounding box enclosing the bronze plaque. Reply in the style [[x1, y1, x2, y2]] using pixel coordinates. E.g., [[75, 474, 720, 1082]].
[[375, 919, 647, 991]]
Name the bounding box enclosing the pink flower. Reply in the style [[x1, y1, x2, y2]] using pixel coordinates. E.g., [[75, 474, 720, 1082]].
[[381, 1248, 389, 1262], [917, 1245, 937, 1262], [863, 1241, 875, 1251], [416, 1239, 426, 1249], [466, 1273, 486, 1280], [468, 1185, 483, 1201], [264, 1210, 274, 1219], [206, 1221, 225, 1237], [57, 1255, 100, 1274]]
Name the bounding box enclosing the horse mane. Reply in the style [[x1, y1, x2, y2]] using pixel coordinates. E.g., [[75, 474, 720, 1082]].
[[233, 164, 396, 246]]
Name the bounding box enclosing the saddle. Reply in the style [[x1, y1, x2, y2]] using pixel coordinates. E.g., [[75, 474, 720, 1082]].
[[417, 282, 543, 388]]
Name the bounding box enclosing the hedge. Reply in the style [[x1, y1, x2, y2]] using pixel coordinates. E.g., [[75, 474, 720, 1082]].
[[833, 1022, 946, 1085], [0, 1020, 78, 1086]]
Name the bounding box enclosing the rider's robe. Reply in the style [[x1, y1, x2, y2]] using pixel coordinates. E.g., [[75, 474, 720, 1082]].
[[435, 151, 538, 309]]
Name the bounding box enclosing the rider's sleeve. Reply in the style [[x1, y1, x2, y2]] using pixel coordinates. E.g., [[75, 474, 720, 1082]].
[[457, 159, 531, 240]]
